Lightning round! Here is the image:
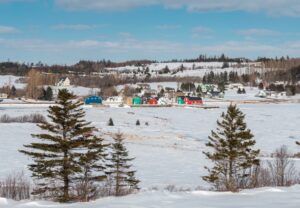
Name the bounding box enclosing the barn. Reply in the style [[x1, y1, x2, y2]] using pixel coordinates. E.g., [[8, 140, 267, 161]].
[[84, 96, 102, 105]]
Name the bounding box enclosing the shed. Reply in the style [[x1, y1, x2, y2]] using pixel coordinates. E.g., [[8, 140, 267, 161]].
[[85, 96, 102, 105], [132, 96, 141, 105]]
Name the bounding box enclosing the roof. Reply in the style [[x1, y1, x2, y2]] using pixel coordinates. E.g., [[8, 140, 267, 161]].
[[187, 96, 202, 101]]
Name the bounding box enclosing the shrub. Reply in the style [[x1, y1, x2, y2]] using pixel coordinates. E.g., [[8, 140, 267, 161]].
[[0, 171, 31, 201], [0, 114, 46, 123]]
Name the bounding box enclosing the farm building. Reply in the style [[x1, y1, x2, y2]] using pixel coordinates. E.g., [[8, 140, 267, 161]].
[[132, 96, 142, 105], [85, 96, 102, 105]]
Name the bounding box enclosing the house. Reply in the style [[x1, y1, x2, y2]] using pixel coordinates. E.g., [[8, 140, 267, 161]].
[[177, 96, 185, 104], [0, 93, 8, 99], [103, 96, 123, 106], [132, 96, 141, 105], [177, 96, 203, 105], [184, 96, 203, 105], [158, 97, 172, 105], [137, 83, 150, 90], [148, 98, 158, 105], [56, 77, 71, 87], [84, 96, 102, 105]]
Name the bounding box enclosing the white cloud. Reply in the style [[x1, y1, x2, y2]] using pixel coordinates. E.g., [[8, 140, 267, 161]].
[[55, 0, 300, 16], [237, 28, 281, 36], [0, 25, 18, 33], [52, 24, 100, 30]]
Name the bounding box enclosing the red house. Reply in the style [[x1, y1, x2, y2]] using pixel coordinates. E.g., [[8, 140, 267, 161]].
[[148, 98, 158, 105], [184, 96, 203, 105]]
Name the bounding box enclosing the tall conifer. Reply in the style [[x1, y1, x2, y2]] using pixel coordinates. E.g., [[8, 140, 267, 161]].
[[106, 133, 140, 196], [20, 89, 97, 202], [203, 104, 260, 191]]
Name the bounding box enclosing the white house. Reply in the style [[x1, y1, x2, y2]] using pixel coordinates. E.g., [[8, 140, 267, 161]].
[[0, 93, 8, 99], [56, 77, 71, 87]]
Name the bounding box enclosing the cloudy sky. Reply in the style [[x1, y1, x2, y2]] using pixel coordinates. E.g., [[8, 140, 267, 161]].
[[0, 0, 300, 64]]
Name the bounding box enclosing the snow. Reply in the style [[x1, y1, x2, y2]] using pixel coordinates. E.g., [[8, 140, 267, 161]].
[[0, 75, 25, 89], [1, 79, 300, 207], [1, 186, 300, 208], [1, 103, 300, 186]]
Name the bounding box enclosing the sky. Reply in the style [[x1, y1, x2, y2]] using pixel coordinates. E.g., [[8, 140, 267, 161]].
[[0, 0, 300, 65]]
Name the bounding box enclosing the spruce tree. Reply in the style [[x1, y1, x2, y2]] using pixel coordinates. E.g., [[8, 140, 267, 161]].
[[76, 135, 108, 202], [10, 85, 17, 97], [45, 86, 53, 101], [106, 133, 140, 196], [108, 118, 114, 126], [136, 120, 140, 126], [19, 89, 95, 202], [203, 104, 260, 191]]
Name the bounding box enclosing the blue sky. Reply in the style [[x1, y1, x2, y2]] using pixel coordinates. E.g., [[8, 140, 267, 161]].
[[0, 0, 299, 65]]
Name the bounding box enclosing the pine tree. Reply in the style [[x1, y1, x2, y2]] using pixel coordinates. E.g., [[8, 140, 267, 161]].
[[106, 133, 140, 196], [19, 89, 95, 202], [203, 104, 260, 192], [76, 135, 108, 202]]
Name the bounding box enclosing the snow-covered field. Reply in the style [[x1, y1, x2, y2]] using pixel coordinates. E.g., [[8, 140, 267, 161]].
[[0, 75, 25, 89], [1, 99, 300, 207]]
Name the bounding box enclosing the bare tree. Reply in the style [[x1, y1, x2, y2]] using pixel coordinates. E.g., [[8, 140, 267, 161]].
[[267, 146, 298, 186], [25, 69, 43, 99]]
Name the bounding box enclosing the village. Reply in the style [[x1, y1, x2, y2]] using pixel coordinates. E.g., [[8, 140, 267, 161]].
[[1, 73, 298, 111]]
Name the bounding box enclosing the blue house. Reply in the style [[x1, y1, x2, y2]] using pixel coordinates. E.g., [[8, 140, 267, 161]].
[[84, 96, 102, 105]]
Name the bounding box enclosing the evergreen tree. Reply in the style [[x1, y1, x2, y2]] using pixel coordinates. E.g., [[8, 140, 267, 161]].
[[106, 133, 140, 196], [10, 85, 17, 97], [136, 120, 140, 126], [108, 118, 114, 126], [203, 104, 260, 192], [222, 62, 229, 69], [19, 89, 95, 202], [76, 135, 108, 202], [39, 88, 47, 100], [45, 86, 53, 101]]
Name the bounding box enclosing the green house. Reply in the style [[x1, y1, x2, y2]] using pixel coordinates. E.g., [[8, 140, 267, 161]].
[[177, 97, 185, 104], [132, 96, 141, 105]]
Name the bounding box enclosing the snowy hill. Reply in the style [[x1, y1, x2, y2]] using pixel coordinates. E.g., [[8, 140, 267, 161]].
[[106, 61, 263, 77]]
